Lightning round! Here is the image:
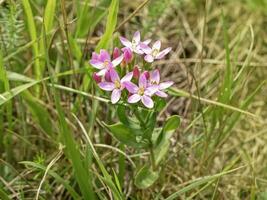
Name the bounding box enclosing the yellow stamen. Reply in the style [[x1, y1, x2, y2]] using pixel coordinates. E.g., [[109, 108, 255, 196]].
[[138, 87, 145, 95], [115, 80, 121, 89], [151, 80, 157, 85], [104, 60, 109, 67]]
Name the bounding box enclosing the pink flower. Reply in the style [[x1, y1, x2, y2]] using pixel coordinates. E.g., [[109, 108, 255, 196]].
[[90, 49, 123, 76], [120, 31, 151, 55], [124, 73, 158, 108], [122, 47, 133, 64], [98, 68, 133, 104], [149, 69, 174, 97], [142, 41, 172, 63]]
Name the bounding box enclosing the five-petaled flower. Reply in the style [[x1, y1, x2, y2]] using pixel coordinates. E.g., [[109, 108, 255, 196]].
[[120, 31, 151, 55], [124, 73, 158, 108], [142, 40, 172, 63], [90, 50, 123, 76], [149, 69, 174, 98], [98, 68, 133, 104]]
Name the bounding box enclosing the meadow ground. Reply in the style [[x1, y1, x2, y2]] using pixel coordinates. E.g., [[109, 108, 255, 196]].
[[0, 0, 267, 199]]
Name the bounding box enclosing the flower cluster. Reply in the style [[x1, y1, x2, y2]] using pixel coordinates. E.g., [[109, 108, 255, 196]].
[[89, 31, 173, 108]]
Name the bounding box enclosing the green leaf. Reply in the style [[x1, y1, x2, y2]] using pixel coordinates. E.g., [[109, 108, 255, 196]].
[[96, 0, 119, 51], [134, 165, 159, 189], [44, 0, 57, 32], [104, 122, 147, 148], [163, 115, 180, 135], [53, 89, 95, 200], [165, 167, 243, 200], [22, 0, 41, 82], [39, 0, 57, 73], [153, 139, 170, 166], [0, 81, 39, 107], [22, 91, 54, 136], [146, 112, 157, 132], [117, 105, 129, 125], [168, 87, 257, 118], [156, 115, 180, 145], [153, 115, 180, 165], [7, 71, 34, 82], [0, 187, 9, 200], [75, 0, 91, 38], [257, 191, 267, 200]]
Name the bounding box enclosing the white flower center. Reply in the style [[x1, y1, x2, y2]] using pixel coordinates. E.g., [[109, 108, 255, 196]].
[[132, 40, 138, 50], [152, 49, 159, 57]]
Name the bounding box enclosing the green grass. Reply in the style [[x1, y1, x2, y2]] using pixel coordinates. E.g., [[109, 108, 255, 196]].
[[0, 0, 266, 199]]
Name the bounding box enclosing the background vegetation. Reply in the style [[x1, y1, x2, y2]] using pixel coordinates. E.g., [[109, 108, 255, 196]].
[[0, 0, 266, 199]]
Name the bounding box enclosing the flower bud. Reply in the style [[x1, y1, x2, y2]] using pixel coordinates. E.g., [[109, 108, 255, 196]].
[[104, 70, 111, 82], [113, 47, 121, 59], [93, 72, 101, 83], [133, 65, 140, 79], [122, 47, 133, 64], [143, 71, 150, 79]]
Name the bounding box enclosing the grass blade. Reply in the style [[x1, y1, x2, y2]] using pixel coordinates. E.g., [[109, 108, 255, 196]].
[[165, 166, 244, 200], [20, 161, 81, 199], [96, 0, 119, 51], [21, 0, 41, 90], [53, 92, 95, 200]]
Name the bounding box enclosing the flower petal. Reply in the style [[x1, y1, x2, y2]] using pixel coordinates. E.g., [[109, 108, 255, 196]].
[[112, 55, 123, 67], [92, 52, 99, 60], [96, 68, 108, 76], [139, 43, 152, 54], [120, 36, 132, 48], [141, 95, 154, 108], [144, 85, 158, 96], [133, 31, 141, 43], [156, 47, 172, 59], [124, 82, 139, 93], [156, 90, 168, 98], [121, 72, 133, 83], [143, 39, 151, 45], [144, 54, 154, 63], [139, 73, 147, 88], [133, 48, 145, 55], [111, 89, 121, 104], [98, 82, 115, 91], [153, 40, 161, 50], [159, 81, 174, 90], [90, 59, 104, 69], [128, 94, 141, 103], [151, 69, 160, 84], [109, 68, 120, 83], [99, 49, 110, 62]]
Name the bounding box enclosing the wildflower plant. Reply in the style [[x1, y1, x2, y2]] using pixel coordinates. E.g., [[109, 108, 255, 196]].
[[89, 31, 180, 189]]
